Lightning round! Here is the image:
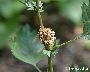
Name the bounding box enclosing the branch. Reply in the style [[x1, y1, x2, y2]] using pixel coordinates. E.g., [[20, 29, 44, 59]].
[[36, 0, 44, 28], [53, 35, 81, 52]]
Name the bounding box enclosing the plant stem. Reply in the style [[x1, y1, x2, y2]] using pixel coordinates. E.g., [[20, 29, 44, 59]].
[[36, 0, 44, 28], [53, 35, 81, 52], [34, 65, 42, 72], [48, 52, 53, 72], [36, 0, 53, 72], [60, 35, 81, 47]]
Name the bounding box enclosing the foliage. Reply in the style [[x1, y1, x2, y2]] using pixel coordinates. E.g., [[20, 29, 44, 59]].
[[8, 24, 45, 65], [18, 0, 44, 12], [57, 0, 89, 23], [82, 1, 90, 40], [0, 0, 25, 47]]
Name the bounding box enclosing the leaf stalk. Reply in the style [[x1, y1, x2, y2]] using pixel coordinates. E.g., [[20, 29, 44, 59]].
[[34, 65, 42, 72]]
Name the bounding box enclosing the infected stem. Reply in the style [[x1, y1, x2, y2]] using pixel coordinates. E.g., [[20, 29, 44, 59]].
[[36, 0, 53, 72]]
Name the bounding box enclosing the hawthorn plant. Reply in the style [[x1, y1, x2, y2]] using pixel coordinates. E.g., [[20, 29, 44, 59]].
[[7, 0, 90, 72]]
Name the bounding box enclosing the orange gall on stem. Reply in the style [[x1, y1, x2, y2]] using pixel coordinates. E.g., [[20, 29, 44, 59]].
[[38, 26, 56, 50]]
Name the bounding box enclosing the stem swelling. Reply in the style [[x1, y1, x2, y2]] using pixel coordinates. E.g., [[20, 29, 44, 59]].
[[36, 0, 53, 72]]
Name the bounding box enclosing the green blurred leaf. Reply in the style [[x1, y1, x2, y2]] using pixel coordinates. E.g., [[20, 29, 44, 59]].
[[57, 0, 89, 23], [82, 1, 90, 40], [0, 0, 25, 18], [0, 15, 19, 47], [83, 0, 89, 5], [9, 24, 45, 65], [0, 0, 25, 47]]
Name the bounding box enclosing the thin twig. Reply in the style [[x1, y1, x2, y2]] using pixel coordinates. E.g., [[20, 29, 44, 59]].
[[53, 35, 81, 52], [60, 35, 81, 47], [36, 0, 44, 28]]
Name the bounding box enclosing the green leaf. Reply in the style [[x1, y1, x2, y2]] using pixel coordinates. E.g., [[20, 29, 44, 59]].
[[82, 1, 90, 40], [53, 40, 60, 51], [0, 0, 25, 47], [9, 24, 45, 65], [0, 0, 25, 18], [57, 0, 89, 23], [43, 50, 51, 57], [0, 15, 19, 47], [84, 0, 89, 5]]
